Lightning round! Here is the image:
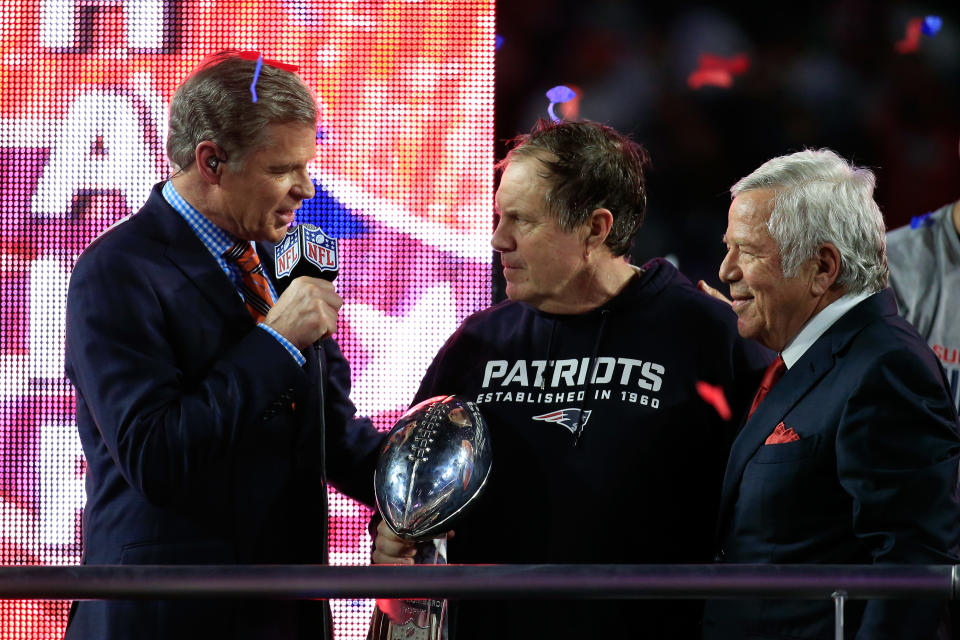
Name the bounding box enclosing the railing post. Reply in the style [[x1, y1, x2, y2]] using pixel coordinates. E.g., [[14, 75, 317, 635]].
[[831, 590, 846, 640]]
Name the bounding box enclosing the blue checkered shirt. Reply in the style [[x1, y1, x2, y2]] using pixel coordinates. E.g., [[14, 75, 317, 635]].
[[162, 181, 305, 366]]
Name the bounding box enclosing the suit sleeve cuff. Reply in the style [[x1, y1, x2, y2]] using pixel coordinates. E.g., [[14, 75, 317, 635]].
[[257, 323, 307, 366]]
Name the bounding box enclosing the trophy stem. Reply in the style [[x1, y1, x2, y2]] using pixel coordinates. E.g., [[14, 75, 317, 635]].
[[369, 539, 449, 640]]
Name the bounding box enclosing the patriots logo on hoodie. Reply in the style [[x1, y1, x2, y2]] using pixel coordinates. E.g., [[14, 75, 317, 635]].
[[532, 408, 592, 434]]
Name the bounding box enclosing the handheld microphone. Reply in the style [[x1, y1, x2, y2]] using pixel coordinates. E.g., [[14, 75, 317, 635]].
[[274, 223, 339, 282]]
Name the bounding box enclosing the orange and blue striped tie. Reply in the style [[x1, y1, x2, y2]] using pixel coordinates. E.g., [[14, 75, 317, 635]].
[[224, 241, 273, 322]]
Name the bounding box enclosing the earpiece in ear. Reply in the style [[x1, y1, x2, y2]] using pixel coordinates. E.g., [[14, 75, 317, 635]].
[[207, 157, 221, 171]]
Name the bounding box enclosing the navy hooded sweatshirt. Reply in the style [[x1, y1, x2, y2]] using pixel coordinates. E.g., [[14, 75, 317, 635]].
[[412, 258, 772, 639]]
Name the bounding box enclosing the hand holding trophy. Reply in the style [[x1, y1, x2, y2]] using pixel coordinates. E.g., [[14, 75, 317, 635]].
[[368, 395, 492, 640]]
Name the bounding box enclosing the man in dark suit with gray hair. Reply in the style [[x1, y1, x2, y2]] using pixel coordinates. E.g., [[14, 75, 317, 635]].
[[702, 148, 960, 639]]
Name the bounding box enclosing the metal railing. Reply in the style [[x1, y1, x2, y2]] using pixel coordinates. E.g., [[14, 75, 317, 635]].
[[0, 564, 955, 639]]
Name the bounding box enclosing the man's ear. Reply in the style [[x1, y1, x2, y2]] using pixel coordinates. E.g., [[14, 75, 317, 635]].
[[196, 141, 224, 184], [584, 208, 614, 255], [811, 243, 841, 295]]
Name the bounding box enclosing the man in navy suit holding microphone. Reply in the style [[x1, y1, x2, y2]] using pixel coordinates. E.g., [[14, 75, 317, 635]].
[[702, 149, 960, 639], [64, 50, 382, 639]]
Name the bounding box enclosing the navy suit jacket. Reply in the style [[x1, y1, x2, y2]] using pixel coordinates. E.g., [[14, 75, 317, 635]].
[[703, 289, 960, 640], [63, 183, 383, 640]]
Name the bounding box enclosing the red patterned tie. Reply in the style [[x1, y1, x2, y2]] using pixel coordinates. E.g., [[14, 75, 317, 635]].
[[224, 241, 274, 323], [747, 355, 786, 419]]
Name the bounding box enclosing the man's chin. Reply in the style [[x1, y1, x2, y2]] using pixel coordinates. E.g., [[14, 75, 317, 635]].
[[503, 283, 527, 303], [737, 318, 759, 341], [738, 323, 778, 351], [267, 226, 290, 244]]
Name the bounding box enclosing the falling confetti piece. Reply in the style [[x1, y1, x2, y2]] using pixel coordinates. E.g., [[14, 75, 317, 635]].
[[688, 68, 733, 90], [237, 50, 299, 72], [698, 52, 750, 75], [922, 15, 942, 37], [688, 53, 749, 90], [696, 381, 732, 421], [546, 85, 576, 103], [238, 50, 301, 103], [910, 212, 935, 229], [895, 17, 923, 54], [250, 54, 264, 103], [546, 85, 577, 123]]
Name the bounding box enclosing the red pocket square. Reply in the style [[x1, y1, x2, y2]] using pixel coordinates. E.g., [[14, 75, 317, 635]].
[[764, 422, 800, 445]]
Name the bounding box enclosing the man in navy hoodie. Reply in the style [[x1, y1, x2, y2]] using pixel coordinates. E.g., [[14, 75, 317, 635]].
[[373, 119, 772, 639]]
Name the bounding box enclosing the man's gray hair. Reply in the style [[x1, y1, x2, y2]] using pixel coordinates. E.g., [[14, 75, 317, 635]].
[[166, 50, 317, 170], [732, 148, 888, 294]]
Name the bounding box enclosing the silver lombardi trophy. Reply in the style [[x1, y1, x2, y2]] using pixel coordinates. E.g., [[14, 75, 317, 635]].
[[369, 395, 492, 640]]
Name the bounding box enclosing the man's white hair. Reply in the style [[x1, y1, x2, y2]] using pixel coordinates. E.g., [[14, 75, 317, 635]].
[[732, 148, 888, 293]]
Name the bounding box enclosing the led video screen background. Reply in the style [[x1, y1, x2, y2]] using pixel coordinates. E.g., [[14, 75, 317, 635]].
[[0, 1, 494, 637]]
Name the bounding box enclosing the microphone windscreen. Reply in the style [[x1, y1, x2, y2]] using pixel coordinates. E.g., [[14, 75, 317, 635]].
[[274, 224, 339, 282]]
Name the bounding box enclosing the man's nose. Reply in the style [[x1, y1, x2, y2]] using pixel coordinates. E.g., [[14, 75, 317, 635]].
[[490, 221, 511, 252], [719, 250, 739, 283], [292, 172, 315, 200]]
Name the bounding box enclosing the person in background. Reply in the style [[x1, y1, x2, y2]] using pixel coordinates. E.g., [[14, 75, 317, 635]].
[[373, 119, 771, 639], [702, 148, 960, 639], [64, 50, 383, 640], [886, 181, 960, 415]]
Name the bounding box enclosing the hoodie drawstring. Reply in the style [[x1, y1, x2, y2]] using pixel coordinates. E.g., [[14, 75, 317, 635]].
[[540, 317, 558, 390], [573, 309, 610, 447]]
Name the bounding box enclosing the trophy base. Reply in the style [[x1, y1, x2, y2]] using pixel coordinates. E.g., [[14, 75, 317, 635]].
[[368, 599, 445, 640], [368, 539, 448, 640]]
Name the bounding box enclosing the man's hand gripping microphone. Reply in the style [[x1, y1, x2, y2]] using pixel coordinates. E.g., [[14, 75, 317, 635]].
[[264, 224, 342, 349]]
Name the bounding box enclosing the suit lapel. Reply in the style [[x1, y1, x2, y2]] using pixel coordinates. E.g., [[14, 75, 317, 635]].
[[257, 240, 281, 290], [143, 186, 252, 325], [717, 339, 835, 521], [716, 290, 895, 529]]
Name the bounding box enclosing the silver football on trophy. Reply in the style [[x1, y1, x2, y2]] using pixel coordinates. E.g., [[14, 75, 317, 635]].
[[374, 395, 492, 540]]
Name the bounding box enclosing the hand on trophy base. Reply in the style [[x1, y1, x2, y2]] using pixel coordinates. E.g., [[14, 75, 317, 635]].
[[370, 539, 448, 640]]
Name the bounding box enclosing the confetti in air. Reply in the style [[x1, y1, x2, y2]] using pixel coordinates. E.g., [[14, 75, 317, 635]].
[[688, 53, 750, 90], [910, 212, 935, 229], [696, 381, 732, 421], [896, 17, 924, 53], [922, 15, 942, 37], [237, 50, 299, 71], [237, 51, 301, 102], [895, 16, 942, 54], [546, 85, 576, 123], [250, 54, 264, 102], [688, 68, 733, 89]]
